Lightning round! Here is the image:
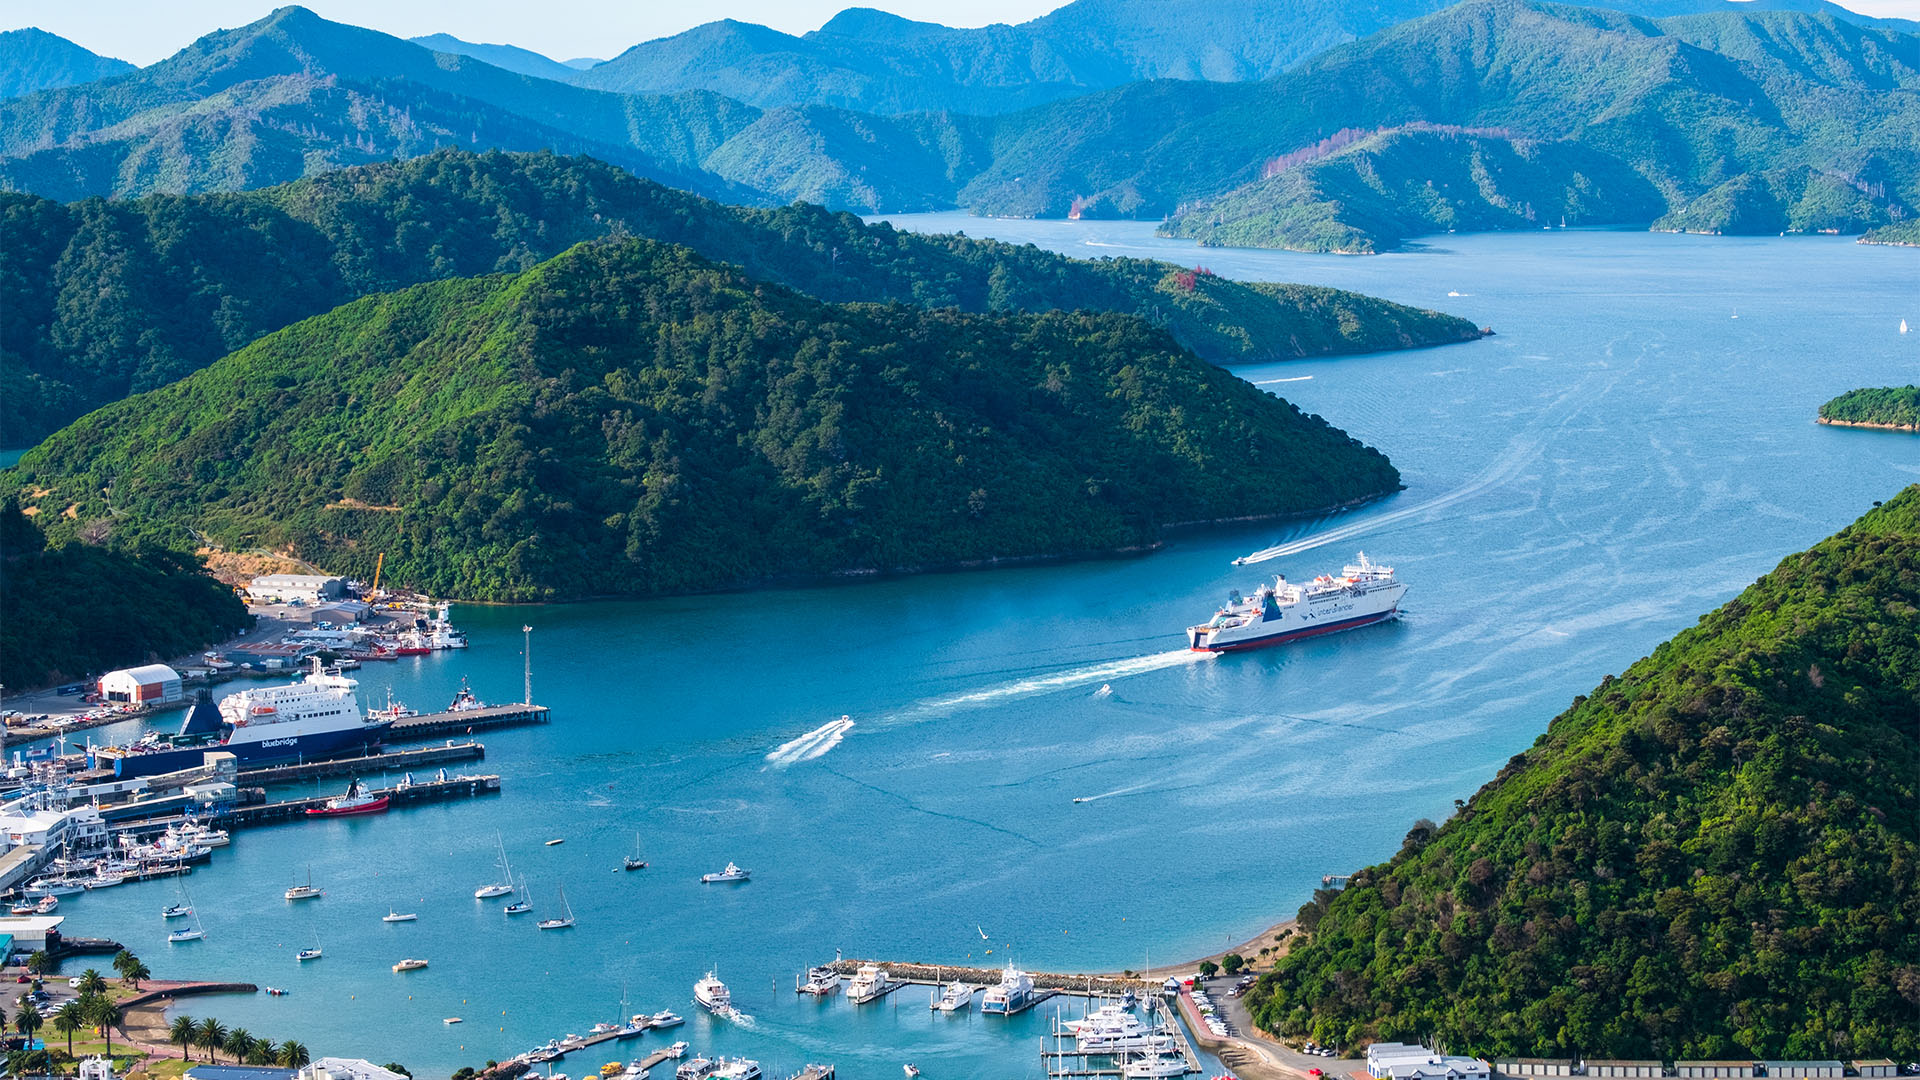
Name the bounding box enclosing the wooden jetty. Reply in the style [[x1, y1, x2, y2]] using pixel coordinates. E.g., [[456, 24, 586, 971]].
[[389, 704, 549, 740], [787, 1067, 836, 1080]]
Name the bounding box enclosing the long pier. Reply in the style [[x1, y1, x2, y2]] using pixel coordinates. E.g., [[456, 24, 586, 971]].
[[826, 958, 1154, 998], [239, 741, 484, 785], [388, 704, 548, 740], [111, 774, 500, 837]]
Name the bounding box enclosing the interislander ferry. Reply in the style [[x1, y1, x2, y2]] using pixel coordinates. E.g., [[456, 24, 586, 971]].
[[1187, 553, 1407, 652]]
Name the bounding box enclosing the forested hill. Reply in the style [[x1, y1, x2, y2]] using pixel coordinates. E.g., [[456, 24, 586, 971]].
[[0, 501, 251, 690], [1252, 486, 1920, 1059], [5, 238, 1406, 602], [0, 28, 136, 99], [1819, 386, 1920, 431], [0, 149, 1483, 447]]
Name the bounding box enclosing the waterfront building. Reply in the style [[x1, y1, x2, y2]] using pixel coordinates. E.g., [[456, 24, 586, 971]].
[[1494, 1061, 1576, 1078], [0, 914, 66, 955], [98, 665, 183, 706], [298, 1061, 409, 1080], [0, 803, 108, 852], [1675, 1063, 1756, 1078], [1586, 1063, 1664, 1078], [248, 574, 347, 604], [78, 1057, 114, 1080], [1368, 1044, 1492, 1080], [187, 1066, 298, 1080]]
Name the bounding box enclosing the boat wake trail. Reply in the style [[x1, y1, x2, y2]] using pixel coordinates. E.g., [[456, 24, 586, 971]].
[[1234, 432, 1543, 566], [1254, 375, 1315, 385], [914, 650, 1213, 713], [765, 716, 855, 768]]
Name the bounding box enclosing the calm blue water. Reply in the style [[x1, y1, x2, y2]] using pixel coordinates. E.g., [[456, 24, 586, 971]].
[[38, 225, 1919, 1078]]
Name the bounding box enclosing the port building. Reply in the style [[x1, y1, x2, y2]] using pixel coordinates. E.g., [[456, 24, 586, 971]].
[[97, 664, 183, 706], [298, 1061, 408, 1080], [247, 574, 346, 604], [1763, 1065, 1843, 1079], [1368, 1044, 1491, 1080], [1675, 1064, 1757, 1078]]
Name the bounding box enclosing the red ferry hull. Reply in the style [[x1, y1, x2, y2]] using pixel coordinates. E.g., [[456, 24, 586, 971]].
[[305, 796, 390, 816]]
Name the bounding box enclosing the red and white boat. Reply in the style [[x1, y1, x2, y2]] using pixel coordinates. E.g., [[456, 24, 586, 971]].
[[306, 777, 389, 817]]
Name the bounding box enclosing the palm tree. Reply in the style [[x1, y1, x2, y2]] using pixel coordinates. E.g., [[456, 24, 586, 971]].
[[14, 1002, 41, 1039], [222, 1028, 255, 1066], [121, 960, 151, 991], [111, 949, 135, 979], [24, 951, 48, 975], [170, 1015, 199, 1061], [197, 1018, 228, 1065], [246, 1040, 276, 1066], [76, 969, 107, 996], [53, 1002, 83, 1056], [84, 996, 120, 1057], [278, 1041, 311, 1068]]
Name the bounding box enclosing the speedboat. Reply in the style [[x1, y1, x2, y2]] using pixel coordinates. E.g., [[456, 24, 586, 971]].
[[393, 957, 429, 972], [1121, 1056, 1188, 1078], [700, 862, 750, 884], [35, 896, 57, 914], [903, 1067, 920, 1078], [650, 1010, 685, 1029], [382, 910, 418, 922], [693, 971, 731, 1012], [162, 904, 193, 919]]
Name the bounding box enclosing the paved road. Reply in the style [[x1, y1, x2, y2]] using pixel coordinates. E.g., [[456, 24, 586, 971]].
[[1199, 976, 1359, 1079]]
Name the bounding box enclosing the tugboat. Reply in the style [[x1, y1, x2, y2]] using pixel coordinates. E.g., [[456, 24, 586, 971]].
[[305, 777, 389, 817]]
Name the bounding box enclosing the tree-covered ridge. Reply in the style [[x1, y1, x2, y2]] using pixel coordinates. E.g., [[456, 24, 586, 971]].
[[6, 238, 1405, 602], [1252, 486, 1920, 1059], [1819, 386, 1920, 430], [0, 148, 1482, 447], [0, 501, 252, 690], [1858, 220, 1920, 245]]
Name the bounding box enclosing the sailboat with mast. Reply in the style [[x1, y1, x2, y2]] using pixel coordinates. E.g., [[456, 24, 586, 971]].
[[536, 885, 575, 930], [167, 881, 205, 942], [504, 875, 532, 916], [623, 832, 647, 871], [475, 833, 515, 899], [296, 929, 322, 961], [284, 865, 322, 901]]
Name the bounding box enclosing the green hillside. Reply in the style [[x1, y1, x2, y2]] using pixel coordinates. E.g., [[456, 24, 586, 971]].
[[1252, 486, 1920, 1058], [1859, 219, 1920, 245], [5, 238, 1407, 601], [0, 28, 136, 100], [0, 501, 251, 690], [1819, 386, 1920, 430], [0, 149, 1482, 446]]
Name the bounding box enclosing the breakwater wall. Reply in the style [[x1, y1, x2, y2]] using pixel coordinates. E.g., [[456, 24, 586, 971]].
[[826, 958, 1158, 996]]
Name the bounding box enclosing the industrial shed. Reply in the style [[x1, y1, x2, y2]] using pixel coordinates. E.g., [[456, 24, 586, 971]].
[[97, 664, 182, 706]]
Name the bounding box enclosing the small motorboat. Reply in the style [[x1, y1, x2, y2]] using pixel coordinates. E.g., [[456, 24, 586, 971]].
[[382, 910, 418, 922], [444, 1017, 463, 1025], [36, 895, 58, 914], [9, 899, 36, 915], [903, 1066, 921, 1078], [544, 838, 565, 846], [701, 862, 750, 884], [264, 987, 288, 996], [650, 1010, 685, 1029], [393, 957, 429, 972]]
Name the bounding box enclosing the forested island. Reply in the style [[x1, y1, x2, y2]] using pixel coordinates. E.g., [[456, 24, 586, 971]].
[[1858, 221, 1920, 246], [0, 149, 1484, 446], [6, 238, 1406, 601], [1253, 486, 1920, 1059], [1819, 386, 1920, 432], [0, 501, 251, 689]]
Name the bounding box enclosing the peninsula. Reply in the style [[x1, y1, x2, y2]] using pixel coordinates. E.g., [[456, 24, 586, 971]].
[[1818, 386, 1920, 432]]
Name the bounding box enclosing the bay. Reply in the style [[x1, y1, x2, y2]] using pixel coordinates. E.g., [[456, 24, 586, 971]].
[[47, 224, 1917, 1076]]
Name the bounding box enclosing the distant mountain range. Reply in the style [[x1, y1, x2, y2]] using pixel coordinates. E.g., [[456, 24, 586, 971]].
[[0, 27, 135, 99], [1, 0, 1912, 249]]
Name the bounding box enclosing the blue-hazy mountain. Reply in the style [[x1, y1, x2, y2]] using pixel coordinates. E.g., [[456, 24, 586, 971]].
[[0, 27, 136, 100], [407, 33, 587, 82]]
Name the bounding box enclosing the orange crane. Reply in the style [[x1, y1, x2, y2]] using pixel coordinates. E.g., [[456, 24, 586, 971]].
[[371, 552, 385, 596]]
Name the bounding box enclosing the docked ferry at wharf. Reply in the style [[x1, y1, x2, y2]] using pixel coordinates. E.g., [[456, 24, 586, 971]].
[[1187, 553, 1406, 653], [89, 659, 391, 779]]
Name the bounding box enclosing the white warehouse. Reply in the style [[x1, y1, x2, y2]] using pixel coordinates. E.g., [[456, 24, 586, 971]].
[[97, 664, 182, 706], [247, 574, 346, 604]]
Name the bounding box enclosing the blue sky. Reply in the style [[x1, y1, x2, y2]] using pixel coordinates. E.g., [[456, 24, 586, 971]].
[[5, 0, 1917, 66]]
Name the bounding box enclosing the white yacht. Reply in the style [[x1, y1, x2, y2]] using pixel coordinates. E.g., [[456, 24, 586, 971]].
[[1121, 1056, 1189, 1078], [708, 1061, 760, 1080], [700, 862, 750, 884], [476, 834, 516, 898], [536, 886, 575, 930], [284, 866, 322, 900], [649, 1010, 685, 1029], [980, 962, 1035, 1015], [847, 964, 890, 1002], [694, 971, 731, 1013], [797, 967, 840, 995], [932, 979, 973, 1012]]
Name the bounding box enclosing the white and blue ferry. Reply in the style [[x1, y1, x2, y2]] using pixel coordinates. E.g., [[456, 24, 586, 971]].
[[1187, 552, 1407, 652]]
